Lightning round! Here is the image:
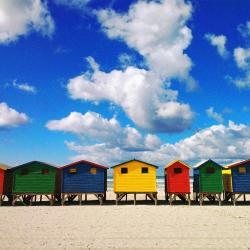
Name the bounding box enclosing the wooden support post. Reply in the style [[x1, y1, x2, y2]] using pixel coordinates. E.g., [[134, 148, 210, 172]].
[[199, 194, 203, 206], [126, 194, 127, 201], [145, 194, 147, 200], [116, 193, 118, 205], [154, 193, 157, 205], [233, 193, 236, 206], [85, 194, 87, 201], [188, 194, 191, 206], [218, 194, 221, 206], [61, 193, 65, 206], [40, 195, 42, 202], [134, 193, 136, 205], [79, 194, 82, 205], [244, 194, 246, 202]]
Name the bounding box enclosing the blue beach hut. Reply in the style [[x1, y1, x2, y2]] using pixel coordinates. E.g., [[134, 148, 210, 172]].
[[60, 160, 108, 205], [227, 159, 250, 205]]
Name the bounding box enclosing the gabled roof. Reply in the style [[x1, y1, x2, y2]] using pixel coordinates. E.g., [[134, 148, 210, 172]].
[[111, 159, 159, 169], [227, 159, 250, 169], [164, 160, 191, 169], [13, 160, 58, 170], [60, 159, 108, 170], [193, 159, 223, 169], [0, 163, 11, 170]]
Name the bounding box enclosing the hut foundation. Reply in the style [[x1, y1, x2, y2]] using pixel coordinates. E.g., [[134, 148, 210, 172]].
[[61, 192, 105, 205], [115, 192, 157, 205], [199, 193, 222, 206], [12, 193, 55, 206], [166, 192, 191, 205]]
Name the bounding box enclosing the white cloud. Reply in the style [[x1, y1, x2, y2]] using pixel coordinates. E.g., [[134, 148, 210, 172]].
[[0, 0, 55, 44], [205, 33, 228, 58], [53, 0, 90, 8], [67, 57, 194, 133], [0, 102, 29, 128], [237, 21, 250, 38], [65, 121, 250, 166], [231, 47, 250, 88], [206, 107, 224, 123], [46, 111, 161, 151], [12, 81, 37, 94], [96, 0, 196, 89]]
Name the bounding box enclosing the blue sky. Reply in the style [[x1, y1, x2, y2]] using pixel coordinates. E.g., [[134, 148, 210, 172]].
[[0, 0, 250, 168]]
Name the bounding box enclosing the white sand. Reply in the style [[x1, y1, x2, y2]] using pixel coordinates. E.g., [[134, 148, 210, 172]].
[[0, 192, 250, 249]]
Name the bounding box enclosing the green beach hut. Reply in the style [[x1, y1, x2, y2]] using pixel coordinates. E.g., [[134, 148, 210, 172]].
[[5, 161, 60, 205], [193, 159, 223, 205]]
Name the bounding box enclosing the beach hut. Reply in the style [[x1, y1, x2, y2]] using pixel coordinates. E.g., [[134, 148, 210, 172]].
[[60, 160, 108, 205], [0, 164, 9, 205], [222, 167, 233, 202], [112, 159, 158, 205], [5, 161, 60, 205], [193, 159, 223, 205], [164, 160, 191, 205], [226, 159, 250, 205]]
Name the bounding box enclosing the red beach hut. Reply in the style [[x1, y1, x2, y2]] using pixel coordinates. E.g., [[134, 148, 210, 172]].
[[0, 164, 9, 205], [164, 160, 191, 205]]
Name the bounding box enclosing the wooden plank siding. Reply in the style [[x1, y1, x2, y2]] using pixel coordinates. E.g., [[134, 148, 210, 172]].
[[12, 161, 58, 194], [0, 169, 4, 194], [61, 161, 108, 193], [222, 168, 232, 193], [165, 160, 190, 193], [231, 161, 250, 193], [199, 160, 223, 193], [113, 160, 157, 193]]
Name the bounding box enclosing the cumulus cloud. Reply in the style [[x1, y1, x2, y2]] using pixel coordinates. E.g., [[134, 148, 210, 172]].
[[0, 102, 29, 128], [96, 0, 196, 89], [67, 57, 194, 133], [66, 121, 250, 166], [0, 0, 55, 44], [206, 107, 224, 123], [46, 111, 161, 151], [237, 21, 250, 38], [12, 80, 37, 94], [231, 47, 250, 88], [205, 33, 229, 58], [53, 0, 90, 9]]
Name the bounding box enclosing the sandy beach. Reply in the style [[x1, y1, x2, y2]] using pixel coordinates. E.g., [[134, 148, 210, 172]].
[[0, 192, 250, 249]]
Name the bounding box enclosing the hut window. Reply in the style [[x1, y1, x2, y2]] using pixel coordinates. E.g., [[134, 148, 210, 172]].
[[206, 167, 215, 174], [20, 168, 28, 175], [239, 167, 246, 174], [174, 168, 182, 174], [90, 168, 97, 175], [41, 169, 49, 174], [69, 168, 77, 174], [141, 167, 148, 174], [121, 168, 128, 174]]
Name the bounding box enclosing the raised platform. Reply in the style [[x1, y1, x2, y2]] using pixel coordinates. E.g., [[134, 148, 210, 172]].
[[165, 192, 191, 205], [11, 193, 57, 206], [198, 192, 222, 206], [61, 192, 106, 205], [115, 192, 158, 205]]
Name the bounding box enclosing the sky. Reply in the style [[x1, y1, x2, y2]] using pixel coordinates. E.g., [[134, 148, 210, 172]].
[[0, 0, 250, 170]]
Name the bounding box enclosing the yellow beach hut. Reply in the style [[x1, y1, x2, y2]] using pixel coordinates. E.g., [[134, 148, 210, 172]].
[[112, 159, 158, 205]]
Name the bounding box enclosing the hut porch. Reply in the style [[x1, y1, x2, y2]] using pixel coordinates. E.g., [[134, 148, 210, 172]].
[[61, 192, 106, 205], [165, 192, 191, 205], [115, 192, 157, 205]]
